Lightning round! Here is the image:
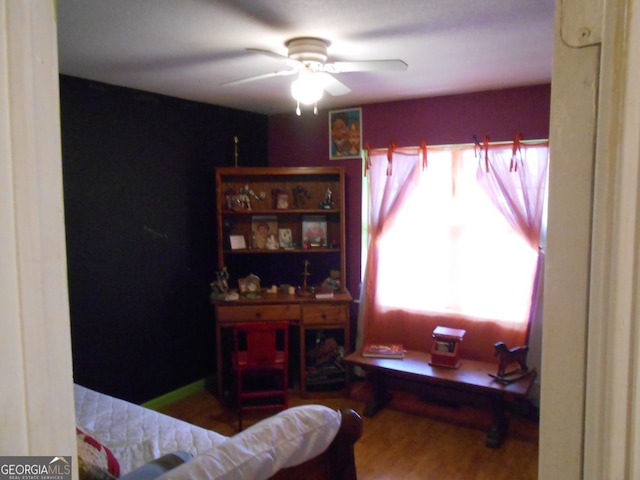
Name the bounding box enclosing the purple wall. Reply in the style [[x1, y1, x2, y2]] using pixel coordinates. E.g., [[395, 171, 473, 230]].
[[269, 84, 551, 298]]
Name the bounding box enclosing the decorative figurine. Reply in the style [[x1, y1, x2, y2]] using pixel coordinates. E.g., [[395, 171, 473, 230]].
[[489, 342, 532, 384], [237, 190, 251, 210], [240, 184, 261, 200], [297, 260, 313, 296], [224, 185, 241, 210], [321, 269, 342, 291], [292, 185, 311, 208], [238, 184, 263, 210], [302, 260, 310, 289], [265, 233, 279, 250], [319, 186, 334, 209], [210, 267, 230, 300]]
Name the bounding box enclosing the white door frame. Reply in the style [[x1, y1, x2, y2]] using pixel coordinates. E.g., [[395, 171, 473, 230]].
[[540, 0, 640, 478], [0, 0, 76, 461]]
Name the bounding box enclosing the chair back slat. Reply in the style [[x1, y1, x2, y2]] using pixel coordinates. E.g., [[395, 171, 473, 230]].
[[233, 321, 289, 366], [246, 329, 277, 363]]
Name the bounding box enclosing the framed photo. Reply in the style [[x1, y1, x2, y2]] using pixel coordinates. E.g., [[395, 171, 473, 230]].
[[251, 215, 277, 249], [276, 193, 289, 209], [237, 277, 248, 294], [278, 228, 293, 248], [329, 107, 362, 159], [229, 234, 246, 250], [302, 215, 327, 246]]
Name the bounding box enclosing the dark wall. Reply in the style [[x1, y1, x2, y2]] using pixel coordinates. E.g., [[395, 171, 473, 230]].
[[268, 84, 551, 298], [60, 76, 268, 403]]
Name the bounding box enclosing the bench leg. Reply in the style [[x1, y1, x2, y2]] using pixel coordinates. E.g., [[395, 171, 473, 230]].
[[486, 395, 511, 448], [363, 371, 392, 417]]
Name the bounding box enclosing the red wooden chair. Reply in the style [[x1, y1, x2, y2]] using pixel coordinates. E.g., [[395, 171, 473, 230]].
[[232, 321, 289, 430]]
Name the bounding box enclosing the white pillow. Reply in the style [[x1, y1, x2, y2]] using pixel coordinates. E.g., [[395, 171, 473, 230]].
[[158, 405, 341, 480]]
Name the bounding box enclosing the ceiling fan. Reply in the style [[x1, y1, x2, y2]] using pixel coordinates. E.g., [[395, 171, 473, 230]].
[[222, 37, 408, 115]]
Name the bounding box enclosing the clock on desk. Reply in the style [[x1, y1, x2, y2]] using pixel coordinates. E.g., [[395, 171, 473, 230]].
[[239, 273, 261, 298]]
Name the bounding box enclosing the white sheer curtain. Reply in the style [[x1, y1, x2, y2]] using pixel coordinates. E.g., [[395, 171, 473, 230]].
[[356, 145, 424, 349], [476, 139, 550, 341], [476, 139, 549, 250]]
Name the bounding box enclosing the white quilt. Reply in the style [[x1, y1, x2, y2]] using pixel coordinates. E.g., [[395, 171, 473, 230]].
[[160, 404, 342, 480], [74, 384, 228, 474], [74, 384, 342, 480]]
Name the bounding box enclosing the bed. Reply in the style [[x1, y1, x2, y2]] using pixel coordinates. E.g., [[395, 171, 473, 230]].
[[74, 384, 361, 480]]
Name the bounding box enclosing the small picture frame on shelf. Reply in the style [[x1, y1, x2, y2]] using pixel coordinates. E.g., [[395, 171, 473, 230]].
[[229, 234, 246, 250], [278, 228, 293, 249], [251, 215, 277, 249], [302, 215, 327, 247], [276, 193, 289, 209], [237, 277, 248, 294]]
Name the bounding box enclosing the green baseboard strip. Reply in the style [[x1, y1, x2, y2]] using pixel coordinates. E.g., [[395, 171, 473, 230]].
[[142, 379, 207, 411]]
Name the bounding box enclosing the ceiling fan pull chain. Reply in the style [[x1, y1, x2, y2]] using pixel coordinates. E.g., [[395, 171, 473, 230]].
[[313, 102, 318, 115], [296, 100, 301, 116]]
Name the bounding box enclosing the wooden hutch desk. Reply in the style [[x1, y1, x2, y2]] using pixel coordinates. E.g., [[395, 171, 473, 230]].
[[213, 166, 351, 399], [213, 291, 352, 399]]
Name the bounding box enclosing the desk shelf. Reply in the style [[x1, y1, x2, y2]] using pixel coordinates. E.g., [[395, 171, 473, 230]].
[[215, 167, 347, 290], [223, 248, 341, 255]]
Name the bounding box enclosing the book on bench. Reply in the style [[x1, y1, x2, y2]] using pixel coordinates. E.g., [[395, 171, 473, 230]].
[[362, 343, 405, 359]]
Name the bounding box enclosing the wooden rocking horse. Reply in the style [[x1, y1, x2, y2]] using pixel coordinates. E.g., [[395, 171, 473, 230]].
[[489, 341, 533, 384]]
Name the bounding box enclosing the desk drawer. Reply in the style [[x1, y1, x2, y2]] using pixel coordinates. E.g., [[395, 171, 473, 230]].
[[217, 304, 301, 322], [303, 304, 349, 325]]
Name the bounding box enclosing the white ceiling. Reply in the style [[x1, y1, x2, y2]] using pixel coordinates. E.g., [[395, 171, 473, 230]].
[[56, 0, 555, 116]]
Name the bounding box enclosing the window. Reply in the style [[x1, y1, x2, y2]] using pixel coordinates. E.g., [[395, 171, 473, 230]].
[[364, 143, 547, 327]]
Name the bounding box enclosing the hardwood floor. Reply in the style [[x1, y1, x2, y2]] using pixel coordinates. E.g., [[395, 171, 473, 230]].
[[158, 380, 538, 480]]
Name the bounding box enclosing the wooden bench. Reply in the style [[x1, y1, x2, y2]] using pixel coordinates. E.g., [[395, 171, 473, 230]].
[[344, 349, 536, 448]]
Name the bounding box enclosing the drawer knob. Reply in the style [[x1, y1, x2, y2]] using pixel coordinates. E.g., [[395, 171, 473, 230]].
[[256, 312, 261, 319], [321, 313, 327, 319]]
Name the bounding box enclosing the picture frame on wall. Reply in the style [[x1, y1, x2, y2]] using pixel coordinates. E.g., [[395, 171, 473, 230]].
[[329, 107, 362, 159]]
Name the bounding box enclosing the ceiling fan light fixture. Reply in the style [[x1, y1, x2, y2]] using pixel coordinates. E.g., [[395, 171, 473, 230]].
[[290, 68, 324, 106]]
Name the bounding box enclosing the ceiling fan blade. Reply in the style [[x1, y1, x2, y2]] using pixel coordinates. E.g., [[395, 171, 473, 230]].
[[246, 48, 301, 68], [323, 59, 408, 73], [316, 72, 351, 96], [221, 69, 297, 87], [246, 48, 290, 61]]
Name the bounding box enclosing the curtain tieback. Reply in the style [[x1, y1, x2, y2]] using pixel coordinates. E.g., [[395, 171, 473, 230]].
[[387, 142, 396, 175], [510, 133, 522, 172], [483, 135, 490, 172]]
